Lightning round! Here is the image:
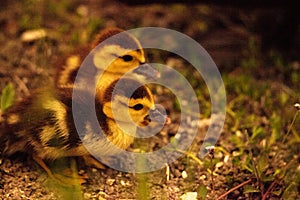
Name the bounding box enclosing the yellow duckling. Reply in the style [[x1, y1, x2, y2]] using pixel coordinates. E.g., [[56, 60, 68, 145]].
[[56, 27, 160, 90], [1, 78, 167, 184]]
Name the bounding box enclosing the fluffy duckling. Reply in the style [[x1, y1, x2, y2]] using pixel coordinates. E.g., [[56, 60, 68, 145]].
[[1, 78, 167, 183], [56, 27, 160, 91]]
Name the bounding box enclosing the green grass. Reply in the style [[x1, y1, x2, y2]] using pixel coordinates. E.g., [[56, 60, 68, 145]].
[[160, 37, 300, 198], [200, 39, 300, 198], [0, 82, 15, 114]]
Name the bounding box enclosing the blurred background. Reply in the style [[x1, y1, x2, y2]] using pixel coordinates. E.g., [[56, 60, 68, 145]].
[[0, 0, 299, 91]]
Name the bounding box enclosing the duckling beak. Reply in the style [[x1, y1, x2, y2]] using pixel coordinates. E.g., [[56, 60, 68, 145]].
[[146, 108, 171, 125], [133, 63, 160, 80]]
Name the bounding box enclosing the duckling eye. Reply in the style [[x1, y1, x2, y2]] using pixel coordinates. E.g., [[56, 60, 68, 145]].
[[132, 104, 143, 111], [121, 55, 133, 62]]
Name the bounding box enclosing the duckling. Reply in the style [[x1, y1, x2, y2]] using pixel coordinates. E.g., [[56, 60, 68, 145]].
[[56, 27, 160, 91], [1, 78, 167, 184]]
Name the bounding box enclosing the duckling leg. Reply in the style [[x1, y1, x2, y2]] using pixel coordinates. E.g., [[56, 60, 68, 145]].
[[83, 155, 106, 169], [33, 155, 56, 179], [33, 155, 87, 185]]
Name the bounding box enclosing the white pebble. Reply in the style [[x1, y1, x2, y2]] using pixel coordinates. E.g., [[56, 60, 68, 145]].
[[181, 170, 188, 179]]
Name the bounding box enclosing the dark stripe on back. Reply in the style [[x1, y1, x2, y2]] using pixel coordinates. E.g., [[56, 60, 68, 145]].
[[103, 79, 149, 103], [66, 90, 110, 147]]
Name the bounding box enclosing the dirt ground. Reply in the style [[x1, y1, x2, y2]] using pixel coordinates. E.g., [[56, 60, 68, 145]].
[[0, 0, 299, 199]]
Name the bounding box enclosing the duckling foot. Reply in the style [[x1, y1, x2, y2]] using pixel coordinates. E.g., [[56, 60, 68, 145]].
[[83, 155, 106, 170], [33, 155, 88, 186], [51, 172, 88, 186]]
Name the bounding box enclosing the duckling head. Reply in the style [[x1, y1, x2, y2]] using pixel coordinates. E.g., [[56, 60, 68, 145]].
[[92, 28, 160, 80], [102, 78, 167, 133]]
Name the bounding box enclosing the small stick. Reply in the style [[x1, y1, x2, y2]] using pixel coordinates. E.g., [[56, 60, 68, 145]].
[[262, 181, 276, 200], [216, 179, 252, 200]]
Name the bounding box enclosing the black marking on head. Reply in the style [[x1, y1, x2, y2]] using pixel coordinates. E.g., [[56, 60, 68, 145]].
[[93, 28, 140, 51], [131, 86, 149, 100], [103, 79, 149, 103]]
